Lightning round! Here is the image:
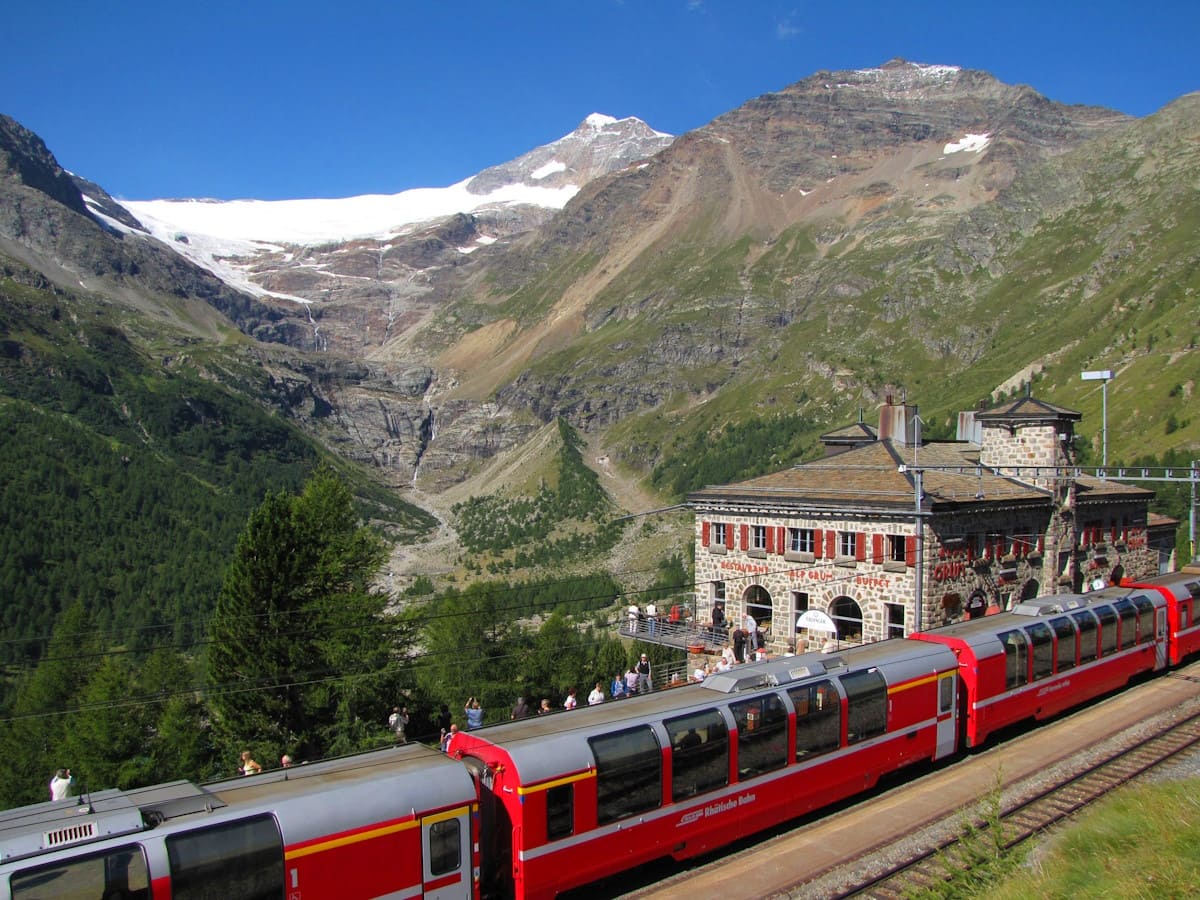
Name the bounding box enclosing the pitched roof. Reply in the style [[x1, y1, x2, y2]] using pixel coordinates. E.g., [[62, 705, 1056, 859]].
[[975, 396, 1081, 423], [688, 438, 1154, 514]]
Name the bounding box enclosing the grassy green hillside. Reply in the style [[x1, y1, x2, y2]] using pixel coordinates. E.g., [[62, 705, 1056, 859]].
[[0, 268, 434, 660]]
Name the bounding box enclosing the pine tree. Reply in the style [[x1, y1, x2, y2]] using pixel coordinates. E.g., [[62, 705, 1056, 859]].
[[205, 468, 402, 765]]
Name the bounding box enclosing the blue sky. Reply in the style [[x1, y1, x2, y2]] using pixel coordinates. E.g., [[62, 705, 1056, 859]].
[[3, 2, 1196, 201]]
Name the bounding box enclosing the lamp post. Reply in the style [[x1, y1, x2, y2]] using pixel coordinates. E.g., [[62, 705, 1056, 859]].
[[1081, 370, 1114, 467]]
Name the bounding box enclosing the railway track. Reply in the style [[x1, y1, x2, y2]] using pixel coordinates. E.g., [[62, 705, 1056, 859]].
[[839, 692, 1200, 898]]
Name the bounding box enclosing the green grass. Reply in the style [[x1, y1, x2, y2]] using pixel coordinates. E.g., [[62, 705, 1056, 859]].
[[980, 778, 1200, 899]]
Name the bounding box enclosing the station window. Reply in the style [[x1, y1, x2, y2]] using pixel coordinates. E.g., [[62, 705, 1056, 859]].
[[1051, 617, 1077, 671], [428, 818, 461, 877], [752, 525, 768, 551], [838, 531, 858, 558], [545, 783, 573, 840], [789, 679, 841, 758], [712, 522, 727, 547], [1072, 610, 1099, 664], [888, 534, 906, 563], [1025, 622, 1054, 680], [840, 669, 888, 744], [730, 693, 788, 778], [11, 845, 149, 900], [885, 603, 906, 640], [790, 528, 815, 553], [665, 709, 729, 802], [1113, 598, 1138, 650], [166, 815, 284, 900], [998, 630, 1029, 689], [590, 725, 662, 824], [1095, 605, 1119, 655]]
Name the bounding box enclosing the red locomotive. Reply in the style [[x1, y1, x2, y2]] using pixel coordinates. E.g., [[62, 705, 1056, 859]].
[[0, 570, 1196, 899]]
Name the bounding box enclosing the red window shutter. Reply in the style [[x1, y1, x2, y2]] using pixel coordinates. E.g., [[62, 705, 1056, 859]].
[[765, 526, 775, 554], [702, 521, 711, 546], [725, 523, 734, 550], [872, 533, 884, 564], [777, 526, 787, 554], [1037, 533, 1045, 555], [905, 535, 917, 567], [1111, 524, 1119, 543], [855, 533, 867, 562], [813, 529, 824, 558], [825, 530, 837, 559], [740, 523, 749, 551]]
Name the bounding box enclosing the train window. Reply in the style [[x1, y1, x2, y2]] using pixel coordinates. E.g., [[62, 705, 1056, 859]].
[[1025, 622, 1054, 680], [428, 818, 461, 877], [546, 783, 573, 840], [1095, 605, 1118, 655], [998, 630, 1028, 689], [665, 709, 729, 802], [10, 844, 149, 900], [1113, 598, 1138, 650], [789, 679, 841, 758], [1072, 610, 1099, 663], [1131, 595, 1156, 641], [730, 693, 788, 778], [1051, 617, 1076, 671], [589, 725, 662, 824], [166, 815, 284, 900], [939, 674, 954, 714], [840, 669, 887, 744], [1183, 601, 1193, 631]]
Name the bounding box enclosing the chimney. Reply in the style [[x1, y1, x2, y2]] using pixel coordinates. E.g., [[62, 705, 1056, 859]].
[[879, 395, 919, 447]]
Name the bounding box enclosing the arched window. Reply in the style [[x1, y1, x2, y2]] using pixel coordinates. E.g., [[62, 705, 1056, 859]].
[[829, 596, 864, 642], [742, 584, 773, 639]]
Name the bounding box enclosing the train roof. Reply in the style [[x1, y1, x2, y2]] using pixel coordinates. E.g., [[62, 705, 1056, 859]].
[[457, 638, 956, 786], [0, 744, 469, 866], [914, 585, 1165, 654], [1129, 571, 1200, 600]]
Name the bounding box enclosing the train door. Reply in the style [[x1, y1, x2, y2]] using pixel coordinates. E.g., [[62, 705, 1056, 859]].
[[934, 671, 957, 759], [420, 806, 473, 899], [1155, 606, 1168, 671], [461, 757, 512, 899]]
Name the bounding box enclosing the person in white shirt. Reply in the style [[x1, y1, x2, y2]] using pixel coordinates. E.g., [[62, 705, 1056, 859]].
[[588, 682, 605, 705], [563, 688, 578, 710], [49, 768, 72, 801]]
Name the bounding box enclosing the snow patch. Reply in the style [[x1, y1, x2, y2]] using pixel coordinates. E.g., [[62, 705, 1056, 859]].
[[530, 159, 566, 180], [943, 133, 992, 154]]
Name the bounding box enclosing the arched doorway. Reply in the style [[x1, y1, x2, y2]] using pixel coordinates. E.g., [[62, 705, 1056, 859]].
[[829, 596, 864, 643], [742, 584, 773, 641]]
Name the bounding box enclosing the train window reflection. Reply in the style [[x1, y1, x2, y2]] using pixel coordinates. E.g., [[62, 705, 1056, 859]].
[[730, 693, 787, 778], [665, 709, 729, 802], [1131, 595, 1156, 642], [1025, 622, 1054, 680], [1072, 610, 1099, 663], [1095, 605, 1118, 655], [589, 725, 661, 824], [11, 844, 149, 900], [789, 680, 840, 758], [1113, 598, 1138, 650], [166, 815, 284, 900], [999, 630, 1029, 689], [428, 818, 461, 877], [545, 783, 573, 840], [1050, 617, 1076, 671], [840, 669, 887, 744]]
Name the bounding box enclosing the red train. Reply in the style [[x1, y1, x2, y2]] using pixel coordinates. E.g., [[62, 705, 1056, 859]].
[[1, 570, 1196, 900]]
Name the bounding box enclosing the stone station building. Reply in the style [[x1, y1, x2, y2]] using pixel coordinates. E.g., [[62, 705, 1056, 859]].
[[688, 396, 1175, 654]]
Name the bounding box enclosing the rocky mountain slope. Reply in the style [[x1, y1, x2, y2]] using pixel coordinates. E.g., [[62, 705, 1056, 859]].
[[3, 61, 1198, 574]]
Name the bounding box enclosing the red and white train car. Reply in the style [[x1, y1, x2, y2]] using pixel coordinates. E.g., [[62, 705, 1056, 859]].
[[0, 744, 478, 900], [446, 638, 959, 900], [911, 585, 1168, 748], [1122, 571, 1200, 665]]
